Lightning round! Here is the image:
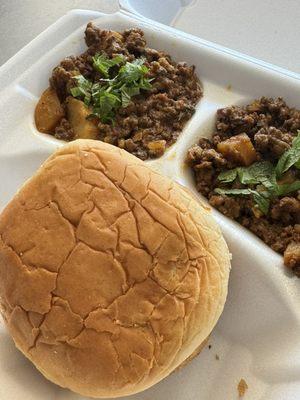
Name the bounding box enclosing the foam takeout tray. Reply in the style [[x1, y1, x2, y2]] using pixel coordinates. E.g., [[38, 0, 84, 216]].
[[0, 5, 300, 400]]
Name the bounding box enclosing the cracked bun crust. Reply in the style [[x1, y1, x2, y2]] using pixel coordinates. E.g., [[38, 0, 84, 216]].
[[0, 140, 231, 398]]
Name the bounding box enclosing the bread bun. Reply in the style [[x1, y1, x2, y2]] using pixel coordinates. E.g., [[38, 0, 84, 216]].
[[0, 140, 230, 398]]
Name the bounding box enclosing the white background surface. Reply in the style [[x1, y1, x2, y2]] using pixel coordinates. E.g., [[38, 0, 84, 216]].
[[1, 0, 300, 75]]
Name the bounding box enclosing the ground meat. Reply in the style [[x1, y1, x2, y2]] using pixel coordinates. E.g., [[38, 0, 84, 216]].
[[187, 97, 300, 276], [254, 126, 293, 158], [85, 23, 126, 57], [271, 197, 300, 224], [46, 23, 202, 159], [209, 195, 242, 219], [54, 118, 74, 141], [284, 241, 300, 276], [50, 66, 74, 102], [213, 97, 300, 148], [123, 28, 147, 55]]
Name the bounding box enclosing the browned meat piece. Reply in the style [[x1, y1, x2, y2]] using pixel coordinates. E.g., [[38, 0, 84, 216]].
[[215, 106, 257, 139], [186, 142, 228, 195], [217, 133, 257, 166], [50, 66, 74, 102], [144, 47, 161, 62], [254, 126, 293, 158], [209, 195, 242, 219], [54, 118, 75, 141], [85, 22, 103, 47], [123, 28, 146, 55], [284, 242, 300, 276], [242, 217, 285, 251], [193, 163, 215, 196], [271, 197, 300, 224], [85, 23, 124, 56], [186, 145, 205, 165], [186, 144, 227, 168]]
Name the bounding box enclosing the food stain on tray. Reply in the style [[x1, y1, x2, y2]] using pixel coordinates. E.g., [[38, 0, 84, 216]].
[[35, 23, 202, 160], [237, 378, 248, 397]]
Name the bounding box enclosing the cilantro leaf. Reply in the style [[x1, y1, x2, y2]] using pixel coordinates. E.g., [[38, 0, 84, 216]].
[[251, 191, 271, 215], [218, 169, 238, 183], [214, 188, 270, 214], [277, 180, 300, 196], [117, 58, 149, 84], [91, 90, 120, 123], [113, 58, 153, 107], [70, 75, 93, 105], [120, 86, 141, 107], [139, 77, 153, 90], [92, 53, 124, 78], [214, 188, 252, 196], [218, 161, 276, 188], [70, 55, 153, 123], [237, 161, 275, 186], [276, 131, 300, 177]]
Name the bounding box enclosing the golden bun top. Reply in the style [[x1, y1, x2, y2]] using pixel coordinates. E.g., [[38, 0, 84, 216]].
[[0, 140, 231, 398]]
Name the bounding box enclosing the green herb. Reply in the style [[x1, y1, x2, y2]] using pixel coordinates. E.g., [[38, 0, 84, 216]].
[[217, 169, 238, 183], [251, 191, 271, 215], [70, 53, 153, 123], [120, 86, 141, 107], [218, 161, 275, 187], [276, 131, 300, 177], [90, 90, 121, 123], [215, 188, 252, 196], [92, 53, 124, 78], [215, 188, 271, 215], [109, 57, 153, 107], [238, 161, 275, 186], [70, 75, 93, 106], [117, 58, 149, 84], [277, 180, 300, 196]]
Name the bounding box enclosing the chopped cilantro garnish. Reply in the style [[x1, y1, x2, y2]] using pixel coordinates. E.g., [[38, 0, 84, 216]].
[[217, 169, 238, 183], [92, 53, 125, 78], [277, 180, 300, 196], [70, 75, 93, 106], [69, 52, 153, 123], [90, 90, 121, 124]]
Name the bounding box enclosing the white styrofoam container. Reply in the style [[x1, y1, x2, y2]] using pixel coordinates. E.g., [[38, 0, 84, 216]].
[[0, 6, 300, 400], [120, 0, 300, 75]]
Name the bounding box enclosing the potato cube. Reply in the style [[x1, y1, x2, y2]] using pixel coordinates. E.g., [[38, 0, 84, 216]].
[[147, 140, 166, 157], [217, 133, 257, 166], [66, 97, 99, 139], [35, 87, 65, 133]]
